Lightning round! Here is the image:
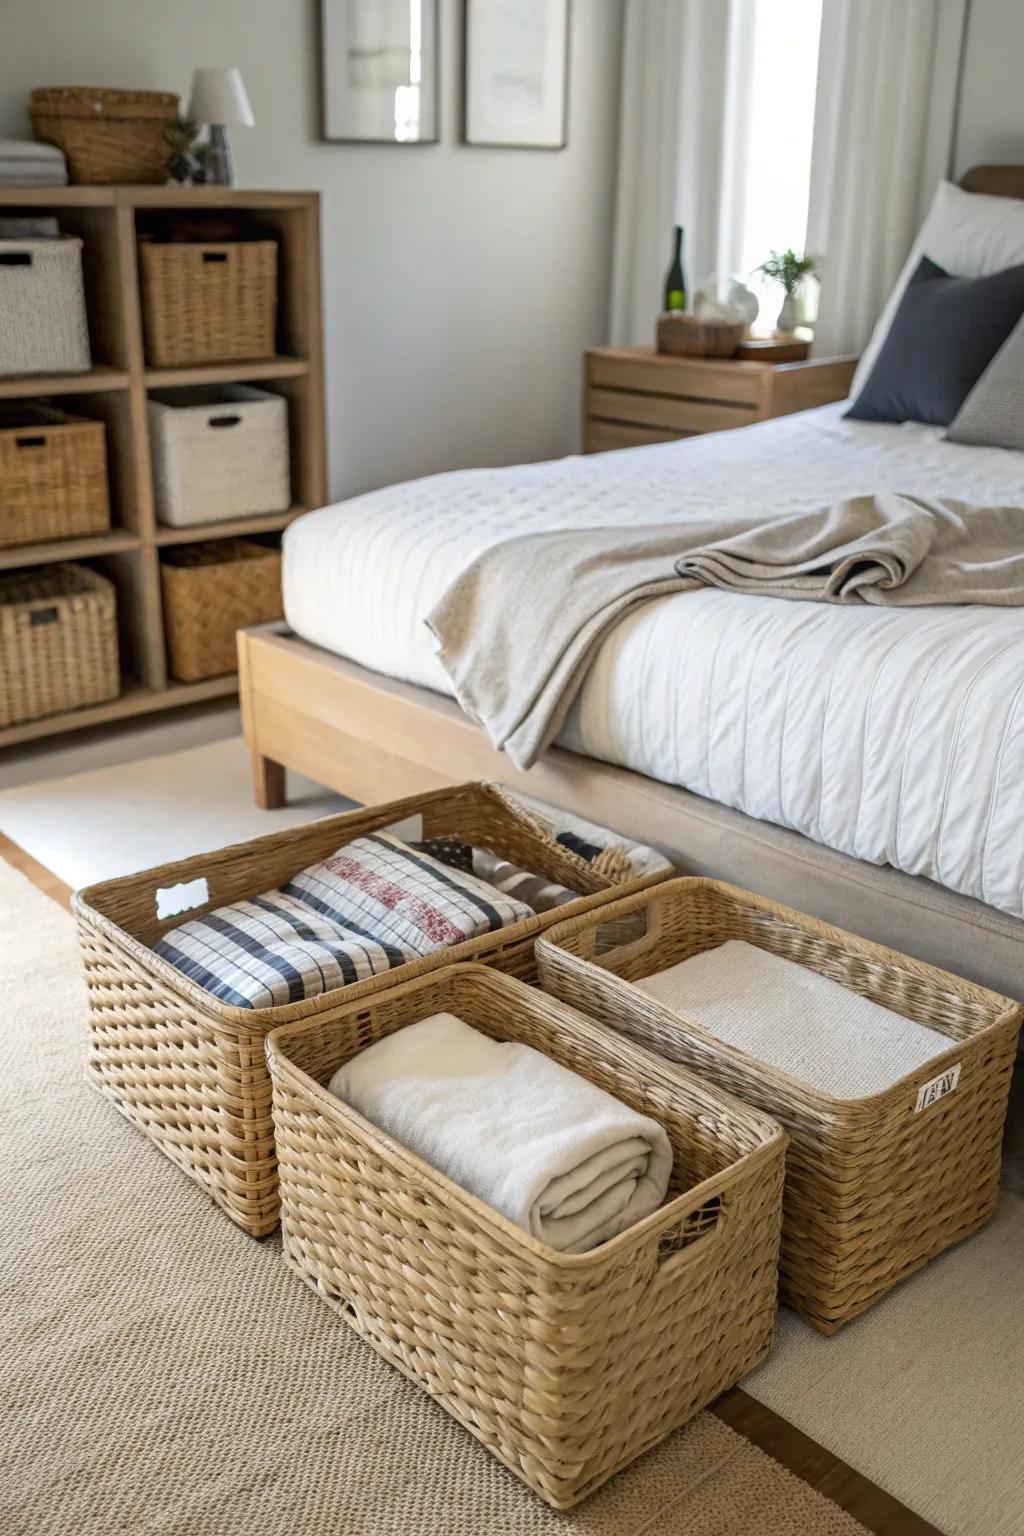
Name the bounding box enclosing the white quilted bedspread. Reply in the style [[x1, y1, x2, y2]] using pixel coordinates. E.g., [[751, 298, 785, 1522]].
[[284, 404, 1024, 918]]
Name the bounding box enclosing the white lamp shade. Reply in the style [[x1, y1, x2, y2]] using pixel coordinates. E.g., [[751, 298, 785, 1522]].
[[188, 67, 254, 127]]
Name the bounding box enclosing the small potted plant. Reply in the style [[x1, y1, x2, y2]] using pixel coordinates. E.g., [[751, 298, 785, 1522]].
[[756, 249, 822, 334]]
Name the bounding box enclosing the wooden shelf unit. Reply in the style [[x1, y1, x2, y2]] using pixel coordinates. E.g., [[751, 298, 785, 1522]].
[[0, 186, 325, 749]]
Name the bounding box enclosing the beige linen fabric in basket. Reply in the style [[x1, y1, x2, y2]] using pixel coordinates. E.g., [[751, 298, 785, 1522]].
[[636, 939, 951, 1098]]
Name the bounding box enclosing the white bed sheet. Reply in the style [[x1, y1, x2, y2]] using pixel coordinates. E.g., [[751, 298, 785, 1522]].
[[283, 404, 1024, 919]]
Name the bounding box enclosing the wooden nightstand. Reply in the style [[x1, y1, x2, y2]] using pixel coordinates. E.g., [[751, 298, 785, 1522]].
[[582, 346, 858, 453]]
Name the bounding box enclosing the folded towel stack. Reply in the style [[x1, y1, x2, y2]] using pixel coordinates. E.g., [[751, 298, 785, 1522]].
[[0, 139, 68, 186], [155, 832, 533, 1009], [329, 1011, 673, 1253], [637, 940, 951, 1099]]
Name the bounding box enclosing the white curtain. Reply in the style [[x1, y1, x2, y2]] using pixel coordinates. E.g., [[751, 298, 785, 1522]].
[[806, 0, 941, 358], [609, 0, 742, 346]]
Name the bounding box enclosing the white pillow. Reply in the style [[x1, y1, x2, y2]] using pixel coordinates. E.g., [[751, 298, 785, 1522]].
[[852, 179, 1024, 396]]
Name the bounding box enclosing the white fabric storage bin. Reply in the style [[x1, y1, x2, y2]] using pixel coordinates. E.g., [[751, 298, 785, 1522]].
[[148, 385, 291, 527], [0, 236, 91, 376]]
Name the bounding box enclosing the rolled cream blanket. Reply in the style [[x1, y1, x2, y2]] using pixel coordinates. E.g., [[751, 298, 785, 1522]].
[[328, 1011, 673, 1254]]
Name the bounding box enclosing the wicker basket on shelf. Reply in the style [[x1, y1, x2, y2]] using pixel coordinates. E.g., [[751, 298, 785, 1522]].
[[29, 87, 178, 184], [269, 963, 786, 1508], [0, 562, 119, 728], [160, 538, 283, 681], [139, 240, 278, 366], [537, 878, 1023, 1334], [657, 312, 745, 358], [0, 403, 109, 549]]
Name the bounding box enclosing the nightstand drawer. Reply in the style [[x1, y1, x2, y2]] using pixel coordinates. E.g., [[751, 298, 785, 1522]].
[[584, 420, 684, 453], [587, 386, 758, 437]]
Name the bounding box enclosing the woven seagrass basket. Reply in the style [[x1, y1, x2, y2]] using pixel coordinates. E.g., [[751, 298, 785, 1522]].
[[139, 240, 277, 367], [268, 962, 786, 1509], [0, 562, 119, 727], [73, 782, 670, 1237], [0, 403, 109, 549], [536, 878, 1023, 1334], [161, 539, 283, 681], [30, 87, 177, 184]]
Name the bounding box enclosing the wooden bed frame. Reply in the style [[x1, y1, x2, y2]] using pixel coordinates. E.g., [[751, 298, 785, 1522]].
[[238, 166, 1024, 1001]]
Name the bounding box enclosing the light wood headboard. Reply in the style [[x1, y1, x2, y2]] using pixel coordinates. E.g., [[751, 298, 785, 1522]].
[[960, 164, 1024, 199]]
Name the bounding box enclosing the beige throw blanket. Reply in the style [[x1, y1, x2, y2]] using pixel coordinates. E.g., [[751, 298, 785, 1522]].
[[427, 493, 1024, 770]]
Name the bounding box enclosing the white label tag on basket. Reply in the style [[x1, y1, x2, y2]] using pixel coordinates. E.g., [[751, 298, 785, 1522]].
[[914, 1062, 961, 1113]]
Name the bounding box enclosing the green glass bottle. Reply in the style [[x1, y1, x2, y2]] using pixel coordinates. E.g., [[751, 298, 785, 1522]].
[[663, 225, 687, 312]]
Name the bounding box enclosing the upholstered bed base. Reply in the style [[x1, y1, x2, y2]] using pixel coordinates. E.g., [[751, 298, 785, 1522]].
[[238, 624, 1024, 1002]]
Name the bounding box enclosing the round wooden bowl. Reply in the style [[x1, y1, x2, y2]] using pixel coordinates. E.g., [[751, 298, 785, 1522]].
[[656, 313, 745, 359]]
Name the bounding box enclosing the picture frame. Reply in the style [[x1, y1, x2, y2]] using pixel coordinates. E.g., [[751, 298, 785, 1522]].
[[320, 0, 440, 145], [462, 0, 571, 150]]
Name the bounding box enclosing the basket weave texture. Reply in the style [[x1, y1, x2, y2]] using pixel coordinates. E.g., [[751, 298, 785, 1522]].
[[268, 962, 786, 1508], [0, 403, 109, 548], [160, 539, 283, 681], [0, 236, 91, 376], [73, 782, 670, 1237], [0, 562, 119, 728], [30, 87, 177, 184], [139, 241, 278, 367], [656, 313, 745, 357], [536, 877, 1023, 1334]]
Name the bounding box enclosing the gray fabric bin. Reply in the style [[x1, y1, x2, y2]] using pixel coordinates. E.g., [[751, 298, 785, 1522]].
[[0, 236, 91, 376], [148, 385, 291, 527]]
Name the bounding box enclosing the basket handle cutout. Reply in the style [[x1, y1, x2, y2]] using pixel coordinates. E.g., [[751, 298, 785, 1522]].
[[15, 434, 46, 449], [0, 251, 32, 266], [653, 1194, 724, 1281], [207, 414, 241, 429], [156, 876, 210, 922], [28, 607, 59, 627], [202, 251, 229, 263]]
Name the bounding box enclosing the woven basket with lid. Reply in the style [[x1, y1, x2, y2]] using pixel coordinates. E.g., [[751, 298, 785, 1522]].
[[30, 87, 178, 184]]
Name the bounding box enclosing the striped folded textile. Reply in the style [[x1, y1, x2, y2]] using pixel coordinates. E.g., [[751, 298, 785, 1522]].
[[416, 838, 579, 915], [154, 831, 533, 1010]]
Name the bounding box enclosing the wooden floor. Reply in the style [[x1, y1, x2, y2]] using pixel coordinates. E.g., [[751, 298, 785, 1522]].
[[0, 831, 941, 1536]]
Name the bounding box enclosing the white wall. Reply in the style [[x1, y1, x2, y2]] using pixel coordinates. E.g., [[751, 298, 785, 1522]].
[[953, 0, 1024, 173], [0, 0, 624, 498]]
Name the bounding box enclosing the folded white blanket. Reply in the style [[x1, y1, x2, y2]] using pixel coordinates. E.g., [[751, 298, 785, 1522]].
[[328, 1011, 673, 1253], [637, 940, 951, 1099]]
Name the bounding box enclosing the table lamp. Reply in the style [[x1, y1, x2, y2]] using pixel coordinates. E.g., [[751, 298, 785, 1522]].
[[187, 67, 254, 186]]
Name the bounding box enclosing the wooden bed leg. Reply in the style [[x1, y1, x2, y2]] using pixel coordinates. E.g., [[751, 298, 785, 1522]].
[[252, 752, 286, 811]]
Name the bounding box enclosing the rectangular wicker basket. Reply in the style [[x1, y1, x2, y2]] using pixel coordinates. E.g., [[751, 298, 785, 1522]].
[[139, 240, 277, 367], [73, 782, 670, 1238], [0, 562, 119, 728], [0, 403, 109, 548], [268, 962, 786, 1509], [161, 539, 283, 681], [30, 87, 177, 184], [0, 236, 91, 376], [536, 878, 1023, 1334]]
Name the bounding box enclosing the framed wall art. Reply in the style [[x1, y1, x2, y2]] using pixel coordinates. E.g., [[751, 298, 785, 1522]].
[[462, 0, 570, 150], [320, 0, 439, 144]]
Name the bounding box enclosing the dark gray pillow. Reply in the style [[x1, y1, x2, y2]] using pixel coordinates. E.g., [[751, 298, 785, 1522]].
[[847, 256, 1024, 426], [946, 315, 1024, 450]]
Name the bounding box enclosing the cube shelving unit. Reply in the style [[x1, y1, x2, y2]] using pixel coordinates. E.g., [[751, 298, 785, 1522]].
[[0, 185, 326, 747]]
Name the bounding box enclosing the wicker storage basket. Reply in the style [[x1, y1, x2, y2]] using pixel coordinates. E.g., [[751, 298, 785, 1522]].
[[160, 539, 283, 681], [149, 387, 290, 528], [139, 240, 277, 367], [30, 87, 177, 184], [269, 962, 786, 1508], [73, 781, 670, 1236], [0, 237, 91, 376], [0, 562, 119, 728], [536, 878, 1023, 1334], [0, 403, 109, 548], [656, 313, 745, 358]]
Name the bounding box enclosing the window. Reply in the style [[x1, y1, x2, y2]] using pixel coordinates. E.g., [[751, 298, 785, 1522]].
[[722, 0, 825, 329]]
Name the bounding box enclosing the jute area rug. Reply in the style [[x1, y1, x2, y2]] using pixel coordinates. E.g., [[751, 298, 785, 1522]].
[[0, 861, 867, 1536]]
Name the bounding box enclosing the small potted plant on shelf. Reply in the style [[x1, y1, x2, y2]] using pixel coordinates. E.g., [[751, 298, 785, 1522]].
[[756, 249, 822, 334]]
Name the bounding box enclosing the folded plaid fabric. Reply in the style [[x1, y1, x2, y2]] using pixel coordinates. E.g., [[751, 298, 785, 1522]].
[[154, 832, 533, 1010]]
